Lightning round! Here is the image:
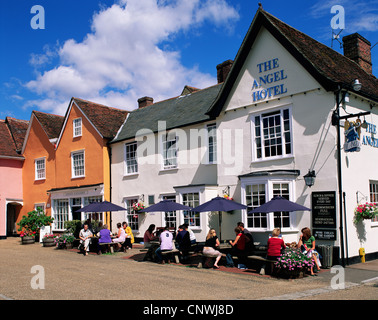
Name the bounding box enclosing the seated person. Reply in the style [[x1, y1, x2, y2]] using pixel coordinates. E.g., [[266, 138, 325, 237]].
[[112, 222, 126, 251], [175, 225, 191, 261], [298, 227, 321, 276], [237, 222, 255, 254], [267, 228, 286, 273], [96, 224, 112, 254], [203, 229, 222, 269], [227, 227, 247, 268], [79, 223, 93, 256], [143, 224, 158, 248], [155, 226, 174, 264], [183, 223, 196, 244], [122, 221, 134, 249]]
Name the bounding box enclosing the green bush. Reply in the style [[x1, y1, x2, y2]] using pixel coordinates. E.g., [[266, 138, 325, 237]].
[[64, 220, 82, 238], [17, 208, 54, 236]]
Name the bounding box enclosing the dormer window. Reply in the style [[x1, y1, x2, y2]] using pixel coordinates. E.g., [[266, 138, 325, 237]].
[[73, 118, 82, 138]]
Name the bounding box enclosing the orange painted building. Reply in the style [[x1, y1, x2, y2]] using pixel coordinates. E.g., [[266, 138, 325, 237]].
[[19, 98, 127, 233], [46, 98, 128, 231], [20, 111, 64, 229]]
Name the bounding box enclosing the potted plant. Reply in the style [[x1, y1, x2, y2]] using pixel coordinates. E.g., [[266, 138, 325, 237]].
[[354, 203, 378, 224], [42, 234, 56, 247], [17, 208, 54, 244], [274, 248, 315, 279], [54, 233, 75, 249], [20, 230, 37, 245]]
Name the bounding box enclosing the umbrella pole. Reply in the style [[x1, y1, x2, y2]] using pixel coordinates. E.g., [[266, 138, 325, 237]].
[[219, 211, 222, 242]]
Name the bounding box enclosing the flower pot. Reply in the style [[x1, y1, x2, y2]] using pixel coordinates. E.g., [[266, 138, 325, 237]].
[[42, 238, 55, 247], [21, 236, 35, 245], [65, 242, 73, 249]]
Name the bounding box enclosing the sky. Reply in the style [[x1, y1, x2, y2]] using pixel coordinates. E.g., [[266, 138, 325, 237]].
[[1, 0, 377, 121]]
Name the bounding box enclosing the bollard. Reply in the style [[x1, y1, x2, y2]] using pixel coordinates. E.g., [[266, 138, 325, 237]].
[[359, 248, 365, 263]]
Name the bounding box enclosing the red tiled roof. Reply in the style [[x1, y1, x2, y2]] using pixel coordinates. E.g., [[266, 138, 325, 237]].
[[5, 117, 29, 152], [0, 120, 23, 158], [208, 8, 378, 117], [72, 98, 128, 139], [261, 9, 378, 100], [33, 111, 65, 140]]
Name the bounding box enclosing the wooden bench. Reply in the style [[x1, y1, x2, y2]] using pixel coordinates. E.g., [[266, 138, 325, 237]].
[[245, 255, 277, 275], [160, 249, 180, 263], [99, 242, 123, 254]]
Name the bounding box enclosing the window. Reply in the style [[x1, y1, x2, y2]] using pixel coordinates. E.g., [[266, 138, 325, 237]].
[[83, 196, 102, 221], [370, 181, 378, 223], [162, 133, 177, 169], [34, 203, 45, 213], [246, 184, 267, 229], [125, 142, 138, 174], [182, 192, 200, 227], [243, 179, 294, 231], [252, 108, 292, 160], [73, 118, 82, 137], [71, 150, 85, 178], [207, 124, 217, 164], [126, 198, 139, 231], [272, 183, 290, 228], [163, 195, 177, 229], [35, 158, 46, 180], [53, 199, 69, 230]]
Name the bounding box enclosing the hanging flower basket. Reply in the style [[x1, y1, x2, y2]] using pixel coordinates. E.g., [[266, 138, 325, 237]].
[[354, 203, 378, 224], [132, 202, 145, 213]]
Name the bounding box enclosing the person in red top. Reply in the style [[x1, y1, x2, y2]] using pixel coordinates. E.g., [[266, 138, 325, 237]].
[[228, 226, 247, 269], [267, 228, 286, 258]]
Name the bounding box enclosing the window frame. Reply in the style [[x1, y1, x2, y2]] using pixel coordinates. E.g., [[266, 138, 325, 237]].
[[124, 197, 140, 232], [73, 118, 82, 138], [207, 123, 217, 164], [161, 132, 178, 170], [179, 191, 201, 229], [250, 105, 293, 162], [35, 157, 46, 181], [71, 150, 85, 179], [241, 177, 296, 232], [124, 141, 138, 175], [370, 181, 378, 226]]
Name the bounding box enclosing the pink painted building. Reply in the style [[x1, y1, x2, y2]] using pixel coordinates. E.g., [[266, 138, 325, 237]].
[[0, 117, 28, 239]]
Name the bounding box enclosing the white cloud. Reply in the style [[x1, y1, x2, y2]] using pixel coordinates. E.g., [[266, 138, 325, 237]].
[[25, 0, 239, 114]]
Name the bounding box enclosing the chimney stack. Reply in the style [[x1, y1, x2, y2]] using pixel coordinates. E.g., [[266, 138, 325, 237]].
[[138, 96, 154, 109], [342, 33, 372, 74], [216, 60, 234, 83]]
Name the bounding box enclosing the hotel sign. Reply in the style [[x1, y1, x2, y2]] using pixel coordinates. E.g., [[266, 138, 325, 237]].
[[312, 191, 337, 240], [252, 58, 288, 102]]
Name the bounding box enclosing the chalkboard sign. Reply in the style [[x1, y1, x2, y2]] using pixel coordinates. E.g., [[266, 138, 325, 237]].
[[312, 191, 337, 229], [312, 191, 337, 241]]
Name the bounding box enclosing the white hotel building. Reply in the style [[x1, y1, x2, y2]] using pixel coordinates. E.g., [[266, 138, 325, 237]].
[[110, 8, 378, 265]]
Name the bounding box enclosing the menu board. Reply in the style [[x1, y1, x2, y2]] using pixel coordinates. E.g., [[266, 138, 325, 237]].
[[312, 192, 337, 240]]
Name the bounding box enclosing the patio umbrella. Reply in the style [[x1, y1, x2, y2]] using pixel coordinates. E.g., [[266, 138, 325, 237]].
[[77, 200, 126, 213], [77, 200, 126, 231], [191, 197, 247, 241], [248, 196, 311, 214], [139, 200, 192, 213]]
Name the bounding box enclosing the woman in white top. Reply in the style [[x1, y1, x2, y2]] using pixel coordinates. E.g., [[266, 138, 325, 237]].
[[112, 222, 126, 251], [79, 223, 93, 256]]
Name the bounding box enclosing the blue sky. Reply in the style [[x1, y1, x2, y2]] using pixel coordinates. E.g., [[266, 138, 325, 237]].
[[1, 0, 377, 121]]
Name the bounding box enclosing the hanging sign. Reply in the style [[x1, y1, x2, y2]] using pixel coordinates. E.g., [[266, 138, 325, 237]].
[[344, 119, 361, 152]]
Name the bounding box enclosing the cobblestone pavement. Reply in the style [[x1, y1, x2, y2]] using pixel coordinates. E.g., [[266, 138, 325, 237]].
[[0, 238, 377, 301]]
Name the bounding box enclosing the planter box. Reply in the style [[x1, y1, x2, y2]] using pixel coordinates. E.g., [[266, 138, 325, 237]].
[[21, 236, 35, 245], [42, 238, 55, 247]]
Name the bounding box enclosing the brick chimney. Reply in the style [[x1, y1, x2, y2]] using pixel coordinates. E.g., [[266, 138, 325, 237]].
[[342, 33, 372, 74], [138, 96, 153, 108], [216, 60, 234, 83]]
